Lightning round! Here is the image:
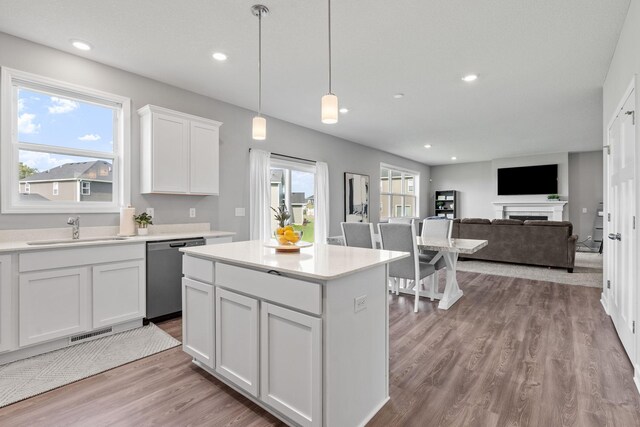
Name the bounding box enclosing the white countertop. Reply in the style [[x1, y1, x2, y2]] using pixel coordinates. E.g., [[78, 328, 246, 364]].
[[181, 240, 409, 281], [0, 229, 235, 253]]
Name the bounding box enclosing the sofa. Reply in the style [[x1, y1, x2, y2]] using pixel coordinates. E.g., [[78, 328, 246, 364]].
[[451, 218, 577, 272]]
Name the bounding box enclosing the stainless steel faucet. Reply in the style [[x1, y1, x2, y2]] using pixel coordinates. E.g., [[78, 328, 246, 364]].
[[67, 216, 80, 240]]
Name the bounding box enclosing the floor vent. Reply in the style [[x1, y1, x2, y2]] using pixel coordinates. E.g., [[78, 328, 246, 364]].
[[70, 327, 113, 343]]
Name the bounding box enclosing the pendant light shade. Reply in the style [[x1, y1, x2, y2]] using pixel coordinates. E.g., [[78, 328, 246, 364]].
[[321, 94, 338, 124], [252, 116, 266, 140], [321, 0, 338, 124], [251, 5, 269, 140]]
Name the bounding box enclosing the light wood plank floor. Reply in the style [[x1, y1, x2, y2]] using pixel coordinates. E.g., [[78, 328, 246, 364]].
[[1, 272, 638, 427]]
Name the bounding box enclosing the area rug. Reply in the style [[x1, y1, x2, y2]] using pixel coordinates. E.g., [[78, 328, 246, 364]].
[[0, 323, 180, 408], [456, 252, 603, 288]]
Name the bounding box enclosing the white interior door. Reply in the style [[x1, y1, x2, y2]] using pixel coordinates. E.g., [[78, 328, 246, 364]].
[[607, 87, 636, 362]]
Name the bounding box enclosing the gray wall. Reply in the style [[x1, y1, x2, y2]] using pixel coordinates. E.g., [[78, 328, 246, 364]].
[[0, 32, 430, 239], [430, 152, 572, 219], [568, 150, 603, 243]]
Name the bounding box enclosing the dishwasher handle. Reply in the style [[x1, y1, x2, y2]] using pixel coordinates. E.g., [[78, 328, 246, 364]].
[[169, 242, 187, 248]]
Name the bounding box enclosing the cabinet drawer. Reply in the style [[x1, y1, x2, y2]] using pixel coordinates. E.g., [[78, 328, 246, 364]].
[[215, 264, 321, 316], [20, 243, 145, 273], [183, 255, 214, 284]]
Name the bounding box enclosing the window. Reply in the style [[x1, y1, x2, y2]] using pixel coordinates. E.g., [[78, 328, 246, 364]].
[[270, 157, 316, 243], [1, 67, 131, 213], [380, 164, 419, 219], [81, 181, 91, 196]]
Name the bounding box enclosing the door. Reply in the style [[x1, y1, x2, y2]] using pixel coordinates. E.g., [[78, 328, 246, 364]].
[[607, 87, 636, 361], [93, 260, 146, 328], [189, 121, 219, 194], [260, 303, 322, 427], [152, 112, 189, 193], [19, 267, 90, 347], [215, 287, 259, 397], [0, 255, 12, 353], [182, 278, 215, 368]]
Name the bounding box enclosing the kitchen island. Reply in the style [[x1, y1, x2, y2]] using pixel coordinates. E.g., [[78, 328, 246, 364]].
[[180, 240, 408, 427]]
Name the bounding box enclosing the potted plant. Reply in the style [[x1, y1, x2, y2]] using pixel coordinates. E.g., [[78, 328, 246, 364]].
[[133, 212, 153, 235], [547, 194, 560, 201]]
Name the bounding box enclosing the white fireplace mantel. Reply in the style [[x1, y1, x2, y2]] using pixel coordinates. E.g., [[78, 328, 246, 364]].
[[492, 201, 568, 221]]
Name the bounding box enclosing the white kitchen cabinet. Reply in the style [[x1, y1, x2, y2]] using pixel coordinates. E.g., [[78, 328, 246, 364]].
[[260, 303, 322, 427], [0, 255, 13, 353], [93, 260, 146, 328], [19, 267, 90, 347], [204, 236, 233, 246], [139, 105, 222, 195], [215, 287, 259, 397], [182, 277, 215, 368]]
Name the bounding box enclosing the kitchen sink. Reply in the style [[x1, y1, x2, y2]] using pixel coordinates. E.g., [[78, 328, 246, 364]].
[[26, 237, 130, 246]]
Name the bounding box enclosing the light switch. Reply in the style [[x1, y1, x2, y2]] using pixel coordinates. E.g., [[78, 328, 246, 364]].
[[354, 295, 367, 313], [582, 208, 588, 214], [235, 207, 246, 217]]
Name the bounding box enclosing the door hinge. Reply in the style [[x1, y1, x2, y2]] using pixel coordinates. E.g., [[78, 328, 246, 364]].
[[608, 213, 611, 222], [633, 321, 636, 334], [634, 216, 637, 230], [607, 280, 611, 289], [626, 110, 636, 125], [604, 145, 611, 155]]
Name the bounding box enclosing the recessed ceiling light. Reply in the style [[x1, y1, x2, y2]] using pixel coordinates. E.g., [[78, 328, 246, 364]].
[[424, 144, 432, 149], [212, 52, 228, 61], [71, 40, 92, 51], [393, 93, 404, 99], [461, 74, 478, 82], [451, 156, 457, 160], [339, 108, 349, 114]]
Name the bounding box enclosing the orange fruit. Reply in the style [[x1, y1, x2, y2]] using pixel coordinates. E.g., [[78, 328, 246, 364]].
[[277, 235, 288, 245], [277, 227, 285, 235]]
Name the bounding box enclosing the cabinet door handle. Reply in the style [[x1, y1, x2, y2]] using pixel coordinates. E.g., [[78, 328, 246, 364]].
[[608, 233, 617, 240], [267, 270, 282, 276]]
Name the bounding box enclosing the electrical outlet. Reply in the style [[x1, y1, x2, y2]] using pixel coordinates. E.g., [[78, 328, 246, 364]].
[[354, 295, 367, 313], [235, 207, 246, 217], [146, 207, 154, 217], [189, 208, 196, 218], [582, 208, 588, 214], [587, 235, 592, 241]]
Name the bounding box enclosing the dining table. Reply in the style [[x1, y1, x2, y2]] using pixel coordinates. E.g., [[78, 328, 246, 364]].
[[326, 234, 488, 310]]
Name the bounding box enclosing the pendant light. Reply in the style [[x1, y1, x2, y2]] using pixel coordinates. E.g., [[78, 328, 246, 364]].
[[252, 5, 269, 140], [321, 0, 338, 124]]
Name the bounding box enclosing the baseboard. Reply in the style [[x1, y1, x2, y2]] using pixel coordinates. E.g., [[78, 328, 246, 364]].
[[600, 293, 609, 315], [634, 364, 640, 395], [358, 396, 390, 427]]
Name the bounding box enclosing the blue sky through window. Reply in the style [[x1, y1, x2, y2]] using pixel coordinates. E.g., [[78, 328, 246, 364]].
[[17, 88, 114, 172]]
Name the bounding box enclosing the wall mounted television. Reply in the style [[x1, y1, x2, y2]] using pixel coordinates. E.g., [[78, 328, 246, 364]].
[[497, 164, 558, 195]]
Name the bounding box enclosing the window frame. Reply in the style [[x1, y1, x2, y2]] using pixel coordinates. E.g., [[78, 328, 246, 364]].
[[81, 181, 91, 196], [379, 163, 420, 220], [52, 181, 59, 196], [1, 67, 131, 214]]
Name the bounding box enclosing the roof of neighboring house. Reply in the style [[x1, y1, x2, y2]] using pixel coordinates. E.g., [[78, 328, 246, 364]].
[[306, 195, 314, 202], [18, 193, 49, 201], [20, 160, 113, 183], [291, 192, 306, 204]]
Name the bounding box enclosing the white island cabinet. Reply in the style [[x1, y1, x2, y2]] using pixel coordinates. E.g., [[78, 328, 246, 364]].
[[181, 240, 407, 427]]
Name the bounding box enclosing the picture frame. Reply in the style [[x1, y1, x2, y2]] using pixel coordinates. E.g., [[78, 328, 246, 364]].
[[344, 172, 370, 223]]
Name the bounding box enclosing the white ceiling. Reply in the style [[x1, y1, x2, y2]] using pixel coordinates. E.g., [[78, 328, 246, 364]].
[[0, 0, 630, 165]]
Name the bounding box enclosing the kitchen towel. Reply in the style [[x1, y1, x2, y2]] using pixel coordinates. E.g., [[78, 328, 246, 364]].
[[119, 206, 136, 236]]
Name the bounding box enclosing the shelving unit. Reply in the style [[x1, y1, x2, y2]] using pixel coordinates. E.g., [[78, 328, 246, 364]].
[[594, 201, 604, 253], [435, 190, 458, 219]]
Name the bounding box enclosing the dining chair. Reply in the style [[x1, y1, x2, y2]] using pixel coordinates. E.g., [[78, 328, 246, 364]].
[[378, 222, 436, 312], [419, 218, 452, 297], [341, 222, 376, 249]]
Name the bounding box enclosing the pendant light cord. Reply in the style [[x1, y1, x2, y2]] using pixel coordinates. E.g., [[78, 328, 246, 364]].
[[328, 0, 332, 94], [258, 9, 262, 116]]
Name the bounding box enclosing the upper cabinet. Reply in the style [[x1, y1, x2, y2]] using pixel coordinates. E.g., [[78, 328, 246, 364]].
[[138, 105, 222, 195]]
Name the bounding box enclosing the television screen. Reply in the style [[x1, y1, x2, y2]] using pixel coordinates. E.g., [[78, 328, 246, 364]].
[[497, 164, 558, 195]]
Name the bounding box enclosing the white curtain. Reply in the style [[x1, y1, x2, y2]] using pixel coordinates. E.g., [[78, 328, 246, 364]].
[[315, 161, 330, 244], [249, 149, 272, 241]]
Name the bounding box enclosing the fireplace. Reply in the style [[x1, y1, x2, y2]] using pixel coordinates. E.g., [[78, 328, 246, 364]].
[[509, 215, 548, 221], [493, 201, 567, 221]]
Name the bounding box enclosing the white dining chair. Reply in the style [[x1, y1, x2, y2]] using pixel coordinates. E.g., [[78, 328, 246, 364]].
[[388, 217, 415, 225], [419, 218, 452, 299], [378, 222, 436, 312], [341, 222, 376, 249]]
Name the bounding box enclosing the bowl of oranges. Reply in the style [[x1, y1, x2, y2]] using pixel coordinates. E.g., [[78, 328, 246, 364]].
[[265, 225, 312, 252]]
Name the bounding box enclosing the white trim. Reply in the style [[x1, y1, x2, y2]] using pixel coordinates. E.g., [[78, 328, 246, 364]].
[[379, 163, 420, 220], [1, 67, 131, 214]]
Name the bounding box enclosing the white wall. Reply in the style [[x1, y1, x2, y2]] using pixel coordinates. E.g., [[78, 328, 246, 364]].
[[568, 151, 603, 243], [430, 152, 571, 219], [0, 32, 430, 238]]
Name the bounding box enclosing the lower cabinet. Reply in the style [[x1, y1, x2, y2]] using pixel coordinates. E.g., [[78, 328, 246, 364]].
[[260, 303, 322, 427], [0, 255, 13, 353], [93, 260, 146, 328], [182, 278, 215, 368], [215, 287, 259, 397], [19, 267, 90, 347]]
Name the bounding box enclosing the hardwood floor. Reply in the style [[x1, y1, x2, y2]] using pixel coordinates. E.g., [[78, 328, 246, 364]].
[[1, 272, 638, 427]]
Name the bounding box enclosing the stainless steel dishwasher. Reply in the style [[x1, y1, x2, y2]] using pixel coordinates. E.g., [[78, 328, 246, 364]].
[[146, 238, 206, 320]]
